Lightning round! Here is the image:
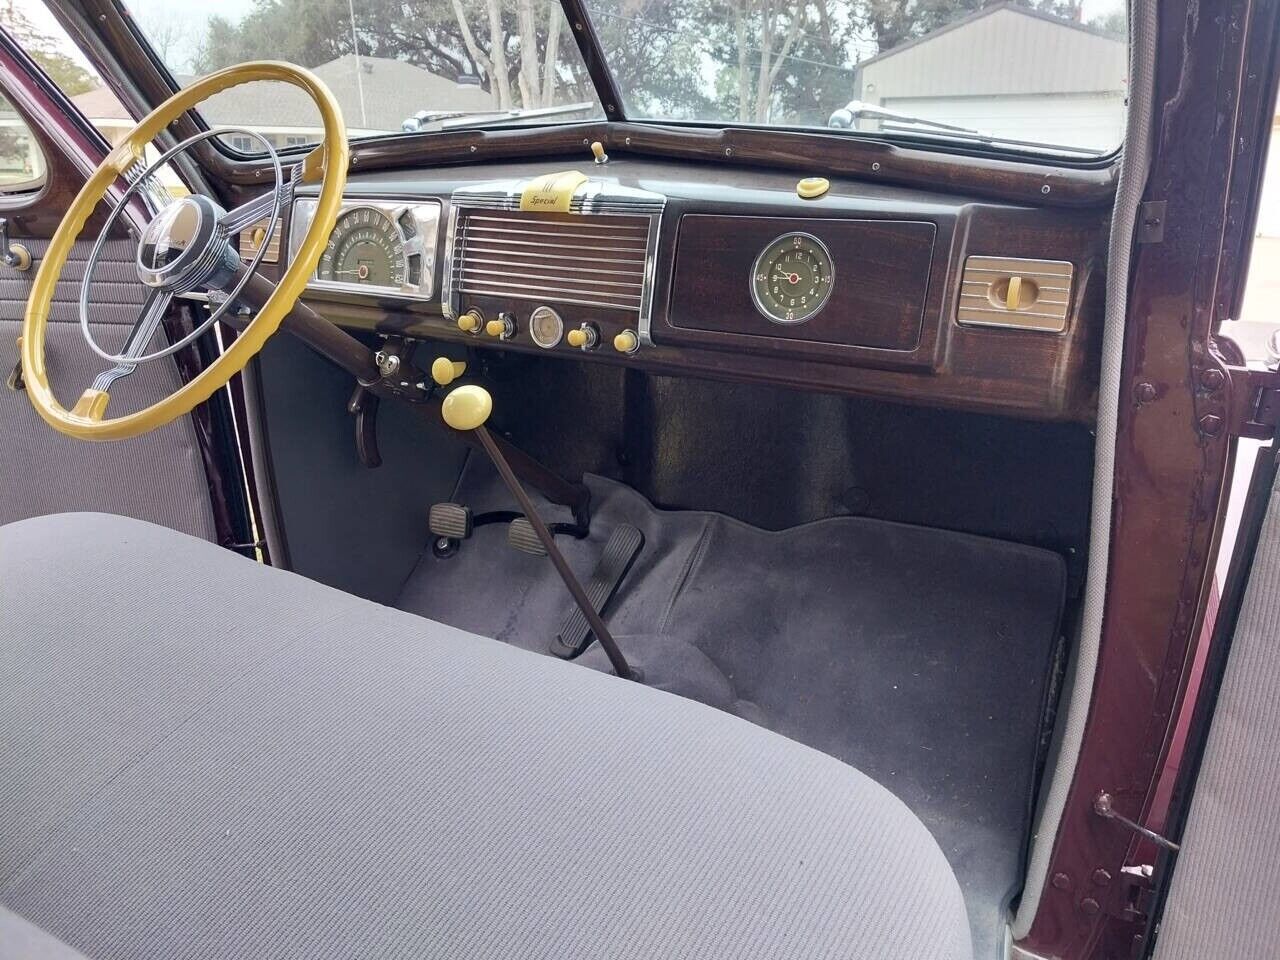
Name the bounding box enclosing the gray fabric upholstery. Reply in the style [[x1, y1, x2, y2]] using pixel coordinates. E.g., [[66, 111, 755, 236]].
[[0, 239, 215, 540], [0, 511, 971, 960], [1154, 466, 1280, 960]]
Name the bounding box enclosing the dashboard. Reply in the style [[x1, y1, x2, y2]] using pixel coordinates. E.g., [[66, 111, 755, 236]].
[[250, 156, 1107, 423]]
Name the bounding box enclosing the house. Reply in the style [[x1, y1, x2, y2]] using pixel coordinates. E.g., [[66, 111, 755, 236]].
[[849, 3, 1128, 153], [71, 55, 500, 151]]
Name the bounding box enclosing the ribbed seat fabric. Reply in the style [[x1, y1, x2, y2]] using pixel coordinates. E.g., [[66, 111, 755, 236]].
[[0, 512, 972, 960]]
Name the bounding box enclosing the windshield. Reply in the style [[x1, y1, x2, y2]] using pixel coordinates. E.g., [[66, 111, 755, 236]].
[[584, 0, 1128, 157], [122, 1, 1125, 159], [122, 0, 602, 151]]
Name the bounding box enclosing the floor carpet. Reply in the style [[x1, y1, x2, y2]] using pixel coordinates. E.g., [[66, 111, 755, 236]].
[[395, 455, 1066, 959]]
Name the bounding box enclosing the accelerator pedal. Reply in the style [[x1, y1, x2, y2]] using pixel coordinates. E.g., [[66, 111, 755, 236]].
[[550, 523, 644, 659]]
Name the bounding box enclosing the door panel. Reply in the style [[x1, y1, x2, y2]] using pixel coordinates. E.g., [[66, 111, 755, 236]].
[[1, 236, 215, 539], [1153, 445, 1280, 959]]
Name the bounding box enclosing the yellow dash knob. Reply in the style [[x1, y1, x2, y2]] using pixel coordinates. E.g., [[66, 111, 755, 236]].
[[797, 177, 830, 199], [566, 328, 588, 348], [1005, 275, 1023, 310], [457, 309, 483, 334], [485, 319, 506, 337], [441, 384, 493, 431], [613, 330, 639, 354], [250, 225, 267, 249], [430, 357, 466, 386], [591, 141, 608, 163]]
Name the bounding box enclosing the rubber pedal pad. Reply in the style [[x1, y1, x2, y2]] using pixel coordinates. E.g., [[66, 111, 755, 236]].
[[550, 523, 644, 659], [428, 502, 473, 540]]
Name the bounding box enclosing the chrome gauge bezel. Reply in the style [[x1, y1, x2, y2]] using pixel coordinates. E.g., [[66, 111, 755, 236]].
[[528, 305, 565, 348], [749, 231, 836, 325], [289, 197, 441, 300]]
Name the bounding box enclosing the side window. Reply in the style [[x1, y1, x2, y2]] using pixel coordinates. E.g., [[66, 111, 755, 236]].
[[0, 93, 45, 193]]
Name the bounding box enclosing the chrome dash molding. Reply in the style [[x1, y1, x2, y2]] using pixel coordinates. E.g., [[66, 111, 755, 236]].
[[442, 177, 666, 346], [288, 197, 442, 301]]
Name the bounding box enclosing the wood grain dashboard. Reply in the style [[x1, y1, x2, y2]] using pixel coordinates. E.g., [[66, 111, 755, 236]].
[[274, 158, 1109, 423]]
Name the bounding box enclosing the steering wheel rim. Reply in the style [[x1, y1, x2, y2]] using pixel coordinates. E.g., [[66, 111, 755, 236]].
[[20, 61, 348, 441]]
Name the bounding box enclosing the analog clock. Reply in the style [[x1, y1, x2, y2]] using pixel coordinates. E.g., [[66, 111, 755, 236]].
[[750, 232, 835, 324]]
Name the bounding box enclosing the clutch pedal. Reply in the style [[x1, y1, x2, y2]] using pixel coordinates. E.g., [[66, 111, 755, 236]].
[[429, 502, 473, 540], [550, 523, 644, 659]]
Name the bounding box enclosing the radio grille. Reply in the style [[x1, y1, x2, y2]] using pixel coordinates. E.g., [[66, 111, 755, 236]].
[[451, 210, 652, 313]]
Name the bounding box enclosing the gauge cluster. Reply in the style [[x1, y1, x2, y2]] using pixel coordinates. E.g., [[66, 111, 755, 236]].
[[289, 198, 441, 301]]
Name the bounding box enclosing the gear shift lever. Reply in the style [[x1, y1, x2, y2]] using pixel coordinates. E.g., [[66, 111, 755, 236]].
[[440, 384, 637, 682]]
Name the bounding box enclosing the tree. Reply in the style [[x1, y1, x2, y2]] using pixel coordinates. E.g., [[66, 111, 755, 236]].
[[0, 5, 96, 95], [193, 0, 587, 111]]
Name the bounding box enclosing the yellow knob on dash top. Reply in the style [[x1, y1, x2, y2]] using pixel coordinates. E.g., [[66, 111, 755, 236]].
[[613, 330, 639, 354], [797, 177, 830, 199], [590, 141, 608, 163], [430, 357, 466, 386], [441, 384, 493, 431]]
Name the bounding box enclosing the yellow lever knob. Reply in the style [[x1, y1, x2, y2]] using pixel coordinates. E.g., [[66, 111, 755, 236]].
[[568, 327, 596, 350], [612, 330, 639, 354], [485, 319, 506, 337], [430, 357, 466, 386], [591, 141, 608, 163], [441, 384, 493, 431], [457, 309, 483, 334]]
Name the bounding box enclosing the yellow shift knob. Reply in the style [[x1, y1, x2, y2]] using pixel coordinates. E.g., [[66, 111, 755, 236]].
[[430, 357, 466, 386], [441, 384, 493, 431], [457, 309, 483, 334], [613, 330, 639, 354]]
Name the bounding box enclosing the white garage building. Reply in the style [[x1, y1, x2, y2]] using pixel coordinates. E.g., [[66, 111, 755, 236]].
[[851, 3, 1128, 155]]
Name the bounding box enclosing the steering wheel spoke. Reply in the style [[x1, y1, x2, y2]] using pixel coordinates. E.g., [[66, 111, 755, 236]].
[[91, 290, 174, 389], [223, 165, 300, 235]]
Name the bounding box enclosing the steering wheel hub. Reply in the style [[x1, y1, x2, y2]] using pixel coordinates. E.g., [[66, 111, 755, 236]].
[[136, 194, 235, 292]]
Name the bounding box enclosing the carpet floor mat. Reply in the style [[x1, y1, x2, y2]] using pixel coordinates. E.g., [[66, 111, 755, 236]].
[[395, 455, 1066, 959]]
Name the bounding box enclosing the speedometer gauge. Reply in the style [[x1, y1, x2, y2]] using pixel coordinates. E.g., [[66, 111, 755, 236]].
[[317, 207, 405, 287], [750, 232, 835, 324]]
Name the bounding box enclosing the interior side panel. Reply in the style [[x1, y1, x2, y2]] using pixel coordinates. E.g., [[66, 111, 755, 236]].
[[0, 238, 214, 540], [254, 334, 468, 603]]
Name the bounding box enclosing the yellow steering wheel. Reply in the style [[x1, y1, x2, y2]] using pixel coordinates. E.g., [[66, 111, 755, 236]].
[[20, 61, 348, 441]]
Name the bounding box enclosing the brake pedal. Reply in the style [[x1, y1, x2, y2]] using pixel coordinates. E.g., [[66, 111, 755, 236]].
[[550, 524, 644, 659], [508, 517, 547, 556], [429, 502, 473, 540]]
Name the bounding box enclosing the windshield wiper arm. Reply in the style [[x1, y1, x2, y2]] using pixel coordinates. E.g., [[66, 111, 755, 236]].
[[827, 100, 1101, 157], [402, 102, 597, 133]]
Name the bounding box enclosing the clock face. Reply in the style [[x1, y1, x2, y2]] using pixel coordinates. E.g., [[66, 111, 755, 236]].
[[750, 232, 835, 324]]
